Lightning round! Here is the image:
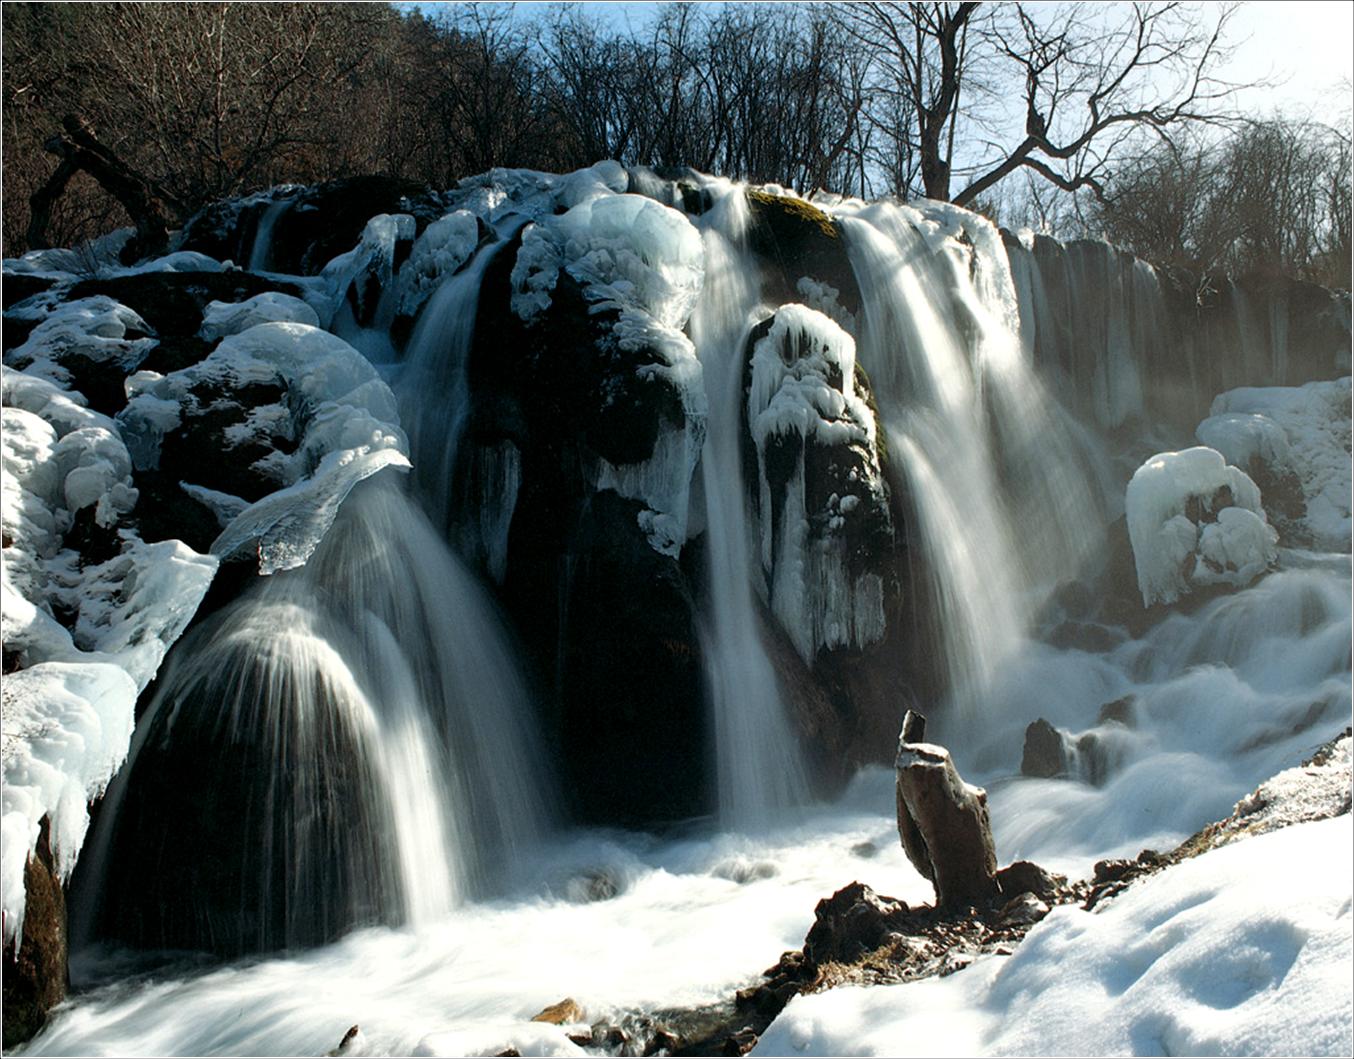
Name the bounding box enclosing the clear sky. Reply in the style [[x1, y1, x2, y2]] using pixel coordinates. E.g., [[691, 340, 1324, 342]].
[[1220, 0, 1353, 117]]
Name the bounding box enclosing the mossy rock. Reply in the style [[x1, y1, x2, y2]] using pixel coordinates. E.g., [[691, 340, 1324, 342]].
[[745, 188, 862, 320]]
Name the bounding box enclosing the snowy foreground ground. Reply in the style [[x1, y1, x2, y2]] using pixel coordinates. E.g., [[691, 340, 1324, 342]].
[[22, 732, 1353, 1057], [757, 775, 1353, 1057]]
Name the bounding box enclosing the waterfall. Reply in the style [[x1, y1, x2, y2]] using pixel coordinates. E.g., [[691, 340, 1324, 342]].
[[75, 477, 547, 954], [688, 183, 809, 827], [836, 202, 1103, 736], [247, 198, 291, 273], [398, 240, 506, 534]]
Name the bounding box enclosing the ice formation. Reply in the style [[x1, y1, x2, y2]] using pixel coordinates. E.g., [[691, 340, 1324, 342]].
[[1125, 446, 1277, 606], [746, 304, 886, 659], [1, 367, 217, 946], [116, 322, 410, 573], [199, 291, 320, 341], [395, 210, 481, 317], [511, 191, 709, 553], [6, 297, 157, 391], [318, 213, 416, 330]]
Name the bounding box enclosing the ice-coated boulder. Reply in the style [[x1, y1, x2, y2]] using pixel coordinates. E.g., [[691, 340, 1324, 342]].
[[1125, 446, 1278, 607], [117, 321, 410, 574]]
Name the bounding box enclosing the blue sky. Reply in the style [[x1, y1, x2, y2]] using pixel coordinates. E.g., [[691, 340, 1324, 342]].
[[404, 1, 1351, 116]]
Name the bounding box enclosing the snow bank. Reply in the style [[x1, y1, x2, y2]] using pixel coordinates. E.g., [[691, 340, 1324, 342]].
[[117, 321, 410, 573], [1202, 378, 1351, 548], [754, 814, 1353, 1057], [199, 291, 319, 341], [747, 305, 886, 658], [1126, 446, 1276, 606], [2, 366, 217, 946]]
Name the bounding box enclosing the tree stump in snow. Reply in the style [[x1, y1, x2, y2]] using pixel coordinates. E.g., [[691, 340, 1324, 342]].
[[894, 709, 1000, 908]]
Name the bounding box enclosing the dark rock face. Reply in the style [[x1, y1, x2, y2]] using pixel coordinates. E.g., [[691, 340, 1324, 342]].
[[463, 239, 711, 826], [181, 176, 443, 276], [3, 273, 56, 310], [745, 189, 861, 320], [2, 817, 67, 1049], [1021, 718, 1068, 778], [68, 271, 304, 338]]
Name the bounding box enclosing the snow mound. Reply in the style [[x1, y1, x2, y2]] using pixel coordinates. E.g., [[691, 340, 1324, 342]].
[[754, 813, 1353, 1057], [1204, 378, 1351, 548], [510, 192, 704, 329], [6, 296, 157, 390], [2, 366, 217, 947], [116, 321, 410, 573], [395, 210, 481, 317], [1126, 446, 1277, 606], [199, 291, 320, 341], [747, 305, 886, 658]]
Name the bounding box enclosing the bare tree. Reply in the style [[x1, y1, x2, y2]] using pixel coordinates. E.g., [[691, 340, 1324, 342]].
[[831, 2, 1246, 206]]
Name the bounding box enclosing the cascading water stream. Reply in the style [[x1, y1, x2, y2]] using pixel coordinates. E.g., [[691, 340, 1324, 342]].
[[247, 198, 291, 273], [835, 201, 1103, 737], [688, 184, 809, 827], [396, 238, 508, 533]]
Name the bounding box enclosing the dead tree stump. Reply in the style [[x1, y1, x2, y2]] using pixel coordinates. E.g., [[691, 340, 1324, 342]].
[[894, 709, 999, 908]]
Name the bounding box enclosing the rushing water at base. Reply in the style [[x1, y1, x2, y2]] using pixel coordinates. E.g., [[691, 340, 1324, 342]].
[[688, 184, 809, 828], [37, 551, 1349, 1055]]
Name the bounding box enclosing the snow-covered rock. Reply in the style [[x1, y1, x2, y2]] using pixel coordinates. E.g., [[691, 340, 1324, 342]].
[[6, 297, 156, 393], [747, 305, 889, 659], [1, 366, 217, 947], [199, 292, 320, 341], [116, 321, 410, 573], [1125, 446, 1277, 606], [395, 210, 482, 318], [511, 191, 708, 555]]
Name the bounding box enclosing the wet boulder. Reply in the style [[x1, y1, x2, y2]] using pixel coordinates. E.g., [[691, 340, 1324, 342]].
[[745, 188, 861, 328]]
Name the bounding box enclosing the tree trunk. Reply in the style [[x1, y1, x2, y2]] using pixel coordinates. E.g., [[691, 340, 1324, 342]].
[[895, 709, 999, 908], [30, 114, 175, 262]]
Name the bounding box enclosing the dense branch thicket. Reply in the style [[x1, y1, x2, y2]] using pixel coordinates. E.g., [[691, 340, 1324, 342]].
[[3, 1, 1349, 286]]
